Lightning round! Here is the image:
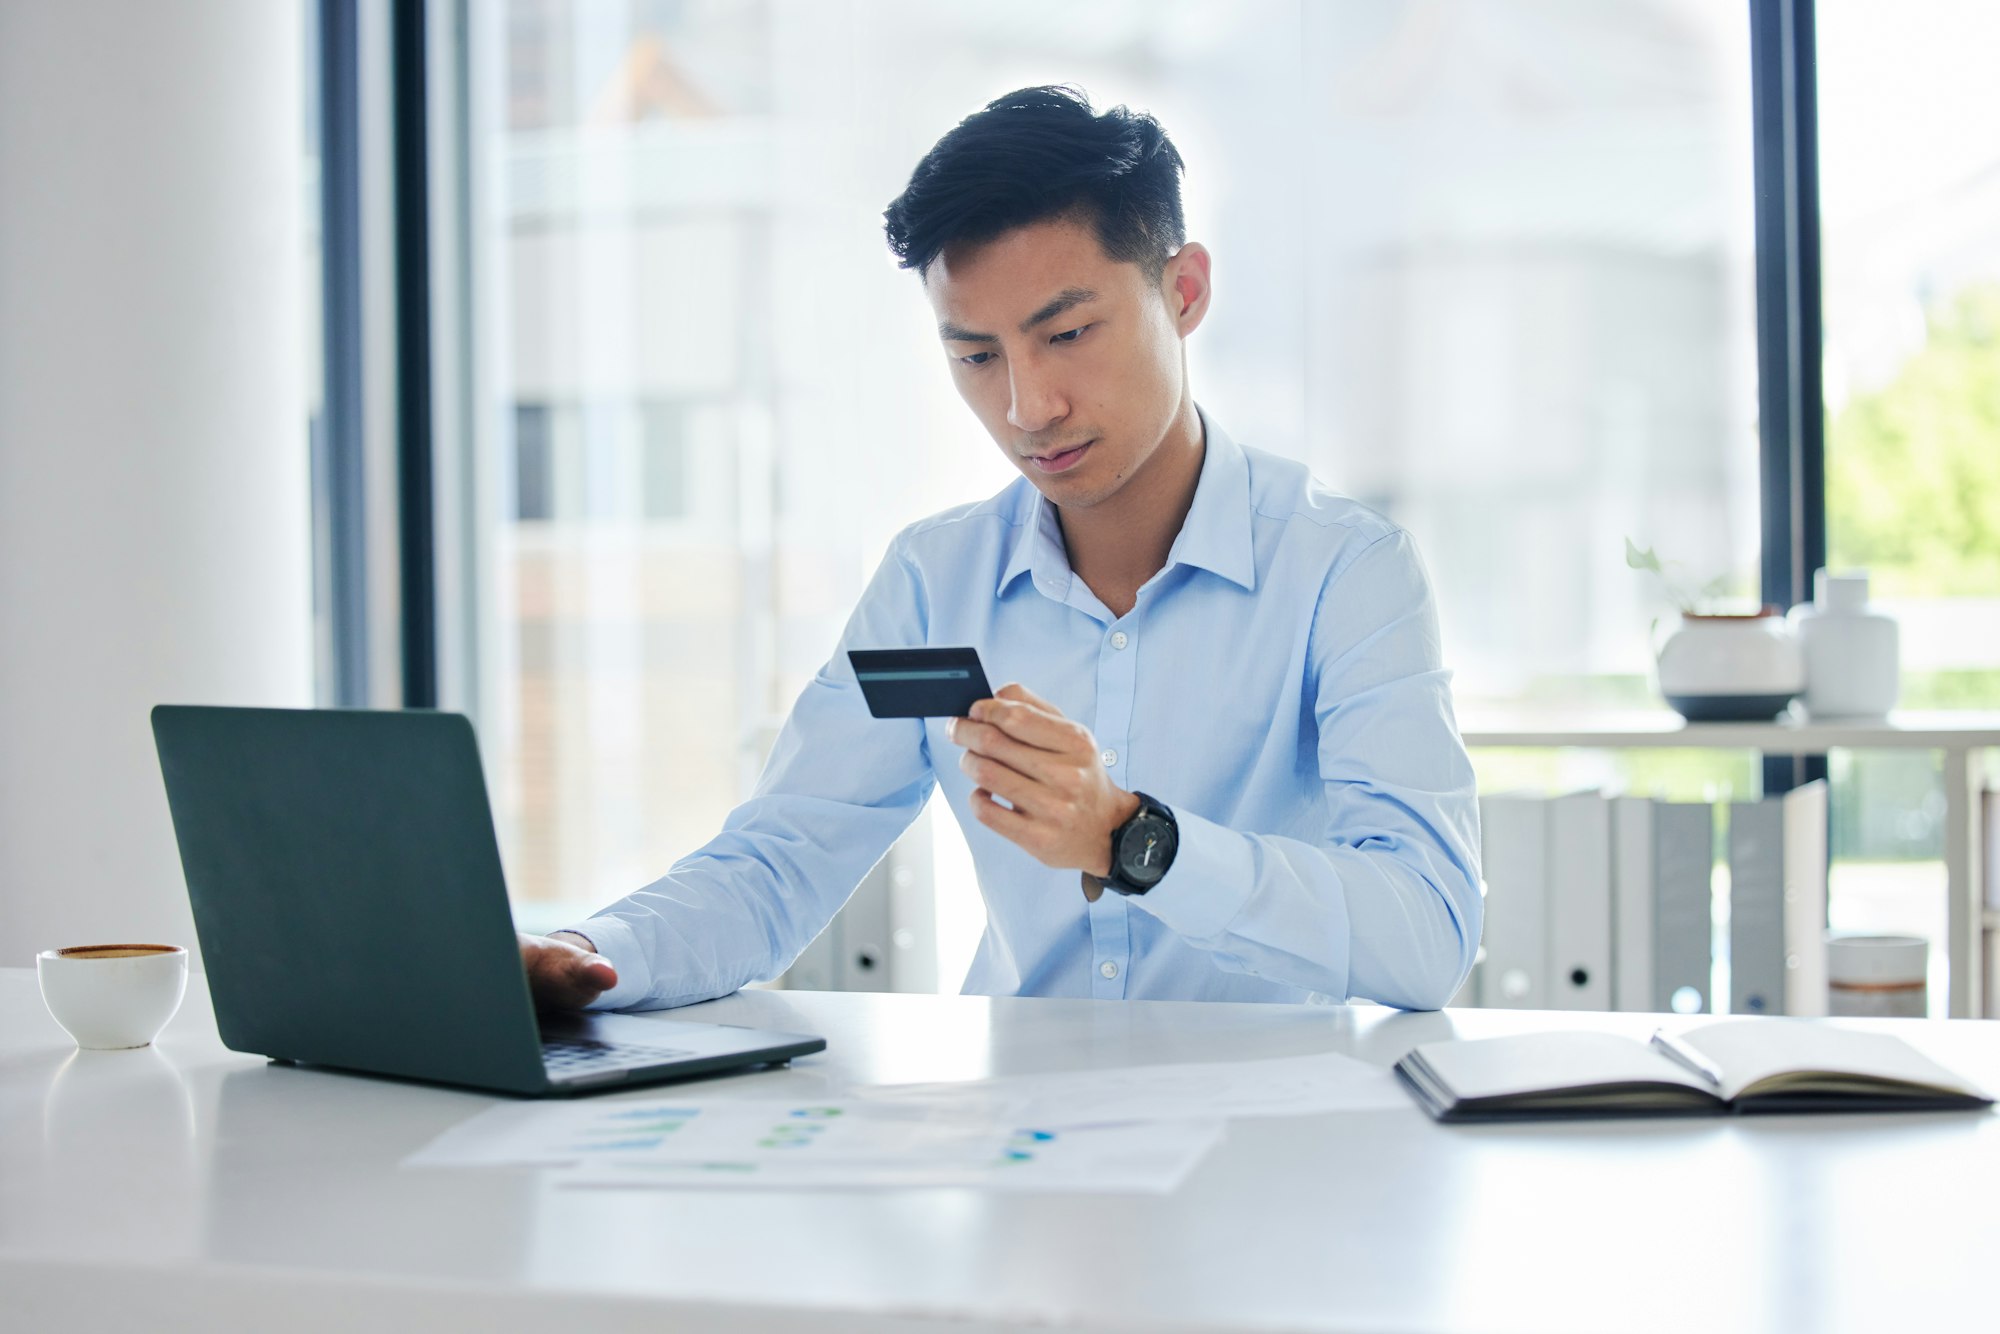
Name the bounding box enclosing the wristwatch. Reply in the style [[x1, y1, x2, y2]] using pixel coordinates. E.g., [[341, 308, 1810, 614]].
[[1101, 792, 1179, 895]]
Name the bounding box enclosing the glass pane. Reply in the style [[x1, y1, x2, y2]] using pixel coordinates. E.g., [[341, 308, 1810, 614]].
[[1818, 0, 2000, 1013], [464, 1, 1762, 986], [472, 0, 797, 934], [1822, 0, 2000, 692], [303, 2, 331, 704], [1298, 3, 1761, 716]]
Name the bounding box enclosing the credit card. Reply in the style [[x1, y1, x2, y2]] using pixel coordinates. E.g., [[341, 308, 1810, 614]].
[[847, 647, 993, 719]]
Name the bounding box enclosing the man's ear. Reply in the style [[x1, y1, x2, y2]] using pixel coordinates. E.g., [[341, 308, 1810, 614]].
[[1162, 242, 1211, 337]]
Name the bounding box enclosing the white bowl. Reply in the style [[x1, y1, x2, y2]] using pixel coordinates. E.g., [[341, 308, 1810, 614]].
[[37, 944, 189, 1050]]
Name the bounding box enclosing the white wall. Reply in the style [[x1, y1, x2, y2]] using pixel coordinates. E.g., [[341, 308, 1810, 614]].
[[0, 1, 313, 967]]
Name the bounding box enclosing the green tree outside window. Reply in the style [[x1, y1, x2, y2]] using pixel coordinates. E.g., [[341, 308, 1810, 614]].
[[1829, 282, 2000, 600]]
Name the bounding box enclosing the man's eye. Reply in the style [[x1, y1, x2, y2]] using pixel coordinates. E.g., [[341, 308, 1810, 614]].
[[959, 351, 995, 366], [1051, 326, 1087, 344]]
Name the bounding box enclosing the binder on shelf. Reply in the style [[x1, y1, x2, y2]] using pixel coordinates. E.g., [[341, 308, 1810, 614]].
[[1985, 787, 1998, 912], [1780, 781, 1831, 1016], [1657, 800, 1717, 1015], [1613, 797, 1715, 1014], [1611, 796, 1655, 1012], [1729, 780, 1829, 1017], [1481, 791, 1715, 1014], [1477, 793, 1549, 1009], [1547, 790, 1612, 1010]]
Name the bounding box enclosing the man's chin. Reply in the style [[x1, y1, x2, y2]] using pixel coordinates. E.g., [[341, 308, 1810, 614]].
[[1025, 472, 1115, 510], [1008, 440, 1126, 509]]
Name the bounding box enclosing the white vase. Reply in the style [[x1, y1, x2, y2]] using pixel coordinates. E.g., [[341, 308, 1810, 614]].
[[1788, 568, 1899, 720], [1655, 609, 1804, 722]]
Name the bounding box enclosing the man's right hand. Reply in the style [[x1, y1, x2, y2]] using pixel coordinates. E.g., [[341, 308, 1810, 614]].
[[519, 930, 618, 1011]]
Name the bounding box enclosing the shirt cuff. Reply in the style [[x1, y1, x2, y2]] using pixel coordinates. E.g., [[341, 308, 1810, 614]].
[[1125, 805, 1256, 943], [557, 915, 653, 1011]]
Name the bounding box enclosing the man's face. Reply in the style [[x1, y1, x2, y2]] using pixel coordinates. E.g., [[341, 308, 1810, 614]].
[[925, 216, 1201, 511]]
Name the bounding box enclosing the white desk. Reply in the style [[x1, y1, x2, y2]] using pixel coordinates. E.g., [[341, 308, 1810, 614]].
[[1460, 710, 2000, 1017], [5, 970, 1999, 1333]]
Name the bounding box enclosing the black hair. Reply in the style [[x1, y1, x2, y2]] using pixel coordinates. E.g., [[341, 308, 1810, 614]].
[[883, 85, 1186, 283]]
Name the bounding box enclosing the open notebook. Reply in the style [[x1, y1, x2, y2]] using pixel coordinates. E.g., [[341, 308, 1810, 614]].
[[1396, 1019, 1994, 1123]]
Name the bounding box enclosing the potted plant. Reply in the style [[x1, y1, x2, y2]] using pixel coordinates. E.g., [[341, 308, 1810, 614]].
[[1627, 539, 1803, 722]]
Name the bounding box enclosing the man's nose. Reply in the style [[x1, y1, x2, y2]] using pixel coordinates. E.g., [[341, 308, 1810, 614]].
[[1006, 361, 1067, 435]]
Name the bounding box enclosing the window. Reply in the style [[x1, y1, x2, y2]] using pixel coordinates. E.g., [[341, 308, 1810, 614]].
[[1817, 0, 2000, 1001], [451, 1, 1767, 987]]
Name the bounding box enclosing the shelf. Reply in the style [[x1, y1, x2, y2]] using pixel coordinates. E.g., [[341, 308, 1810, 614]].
[[1458, 711, 1999, 1018], [1459, 709, 2000, 751]]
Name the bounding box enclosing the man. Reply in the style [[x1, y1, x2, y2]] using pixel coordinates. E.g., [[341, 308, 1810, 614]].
[[520, 85, 1480, 1013]]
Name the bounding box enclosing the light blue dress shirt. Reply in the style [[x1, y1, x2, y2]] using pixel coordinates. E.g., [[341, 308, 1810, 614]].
[[569, 406, 1482, 1012]]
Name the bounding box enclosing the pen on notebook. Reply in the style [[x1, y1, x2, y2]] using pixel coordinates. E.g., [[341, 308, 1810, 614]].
[[1649, 1028, 1724, 1089]]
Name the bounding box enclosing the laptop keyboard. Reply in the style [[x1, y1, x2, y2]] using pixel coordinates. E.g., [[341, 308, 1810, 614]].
[[541, 1037, 695, 1079]]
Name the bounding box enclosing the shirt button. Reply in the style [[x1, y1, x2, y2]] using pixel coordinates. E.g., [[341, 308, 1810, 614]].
[[1110, 631, 1129, 650], [1101, 748, 1118, 767], [1100, 961, 1119, 980]]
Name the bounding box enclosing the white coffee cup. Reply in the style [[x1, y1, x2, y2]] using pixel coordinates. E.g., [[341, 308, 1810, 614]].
[[37, 944, 189, 1050]]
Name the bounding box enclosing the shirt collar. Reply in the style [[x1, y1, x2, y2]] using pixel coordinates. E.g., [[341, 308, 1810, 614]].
[[995, 403, 1257, 598]]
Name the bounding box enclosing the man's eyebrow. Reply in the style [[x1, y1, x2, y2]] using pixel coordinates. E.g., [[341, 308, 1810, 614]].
[[1019, 287, 1099, 332], [937, 320, 997, 344], [936, 287, 1103, 344]]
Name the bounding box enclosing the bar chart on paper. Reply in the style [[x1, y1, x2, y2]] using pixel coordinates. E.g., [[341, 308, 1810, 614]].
[[404, 1095, 1224, 1193]]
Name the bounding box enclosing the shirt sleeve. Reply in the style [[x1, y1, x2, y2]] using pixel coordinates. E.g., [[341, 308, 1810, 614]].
[[1127, 527, 1483, 1011], [560, 535, 937, 1011]]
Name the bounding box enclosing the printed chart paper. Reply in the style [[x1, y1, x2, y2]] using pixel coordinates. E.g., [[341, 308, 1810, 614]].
[[405, 1097, 1026, 1170], [402, 1049, 1400, 1194], [558, 1116, 1226, 1194]]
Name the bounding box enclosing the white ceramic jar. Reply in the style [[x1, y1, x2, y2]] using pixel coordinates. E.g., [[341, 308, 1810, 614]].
[[1826, 933, 1927, 1018], [1654, 609, 1804, 721], [1789, 568, 1899, 720]]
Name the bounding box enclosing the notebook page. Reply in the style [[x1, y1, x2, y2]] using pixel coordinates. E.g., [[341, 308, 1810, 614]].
[[1413, 1031, 1716, 1102], [1681, 1019, 1991, 1103]]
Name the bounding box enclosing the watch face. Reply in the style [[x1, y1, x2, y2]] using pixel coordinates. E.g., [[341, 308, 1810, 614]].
[[1117, 815, 1177, 888]]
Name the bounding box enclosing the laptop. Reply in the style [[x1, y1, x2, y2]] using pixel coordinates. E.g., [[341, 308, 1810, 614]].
[[150, 704, 825, 1097]]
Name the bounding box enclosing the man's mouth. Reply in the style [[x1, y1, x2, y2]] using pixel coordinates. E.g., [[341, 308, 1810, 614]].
[[1027, 440, 1093, 474]]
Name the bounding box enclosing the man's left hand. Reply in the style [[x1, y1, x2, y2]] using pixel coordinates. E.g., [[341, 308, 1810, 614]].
[[949, 682, 1140, 882]]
